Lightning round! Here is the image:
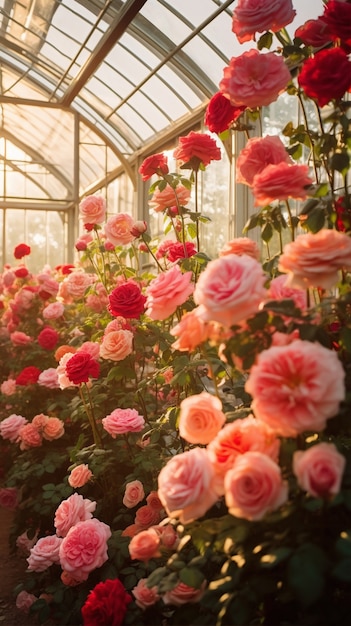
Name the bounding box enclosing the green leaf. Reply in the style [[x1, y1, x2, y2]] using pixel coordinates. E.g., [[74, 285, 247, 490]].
[[257, 31, 273, 50], [261, 221, 273, 243], [179, 567, 205, 588], [329, 152, 349, 175], [287, 544, 327, 606]]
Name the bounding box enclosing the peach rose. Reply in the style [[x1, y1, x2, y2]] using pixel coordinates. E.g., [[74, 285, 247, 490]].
[[252, 162, 313, 206], [0, 413, 28, 442], [158, 447, 219, 524], [31, 413, 49, 430], [162, 581, 207, 606], [145, 265, 194, 321], [102, 408, 145, 437], [27, 535, 62, 572], [128, 527, 162, 562], [64, 271, 94, 298], [38, 368, 60, 389], [219, 237, 260, 260], [194, 254, 267, 328], [79, 194, 106, 225], [68, 464, 93, 488], [278, 229, 351, 290], [236, 136, 291, 186], [123, 480, 145, 508], [42, 301, 65, 320], [54, 493, 96, 537], [232, 0, 296, 43], [99, 329, 133, 361], [121, 523, 143, 538], [148, 184, 191, 213], [178, 391, 226, 445], [245, 339, 345, 437], [59, 518, 111, 582], [42, 417, 65, 441], [293, 443, 346, 499], [224, 451, 288, 521], [171, 308, 212, 352], [220, 49, 291, 108], [134, 505, 161, 529], [132, 578, 160, 610], [18, 423, 42, 450], [104, 213, 135, 246]]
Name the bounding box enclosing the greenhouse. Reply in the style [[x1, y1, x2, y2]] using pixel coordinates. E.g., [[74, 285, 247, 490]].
[[1, 0, 351, 625]]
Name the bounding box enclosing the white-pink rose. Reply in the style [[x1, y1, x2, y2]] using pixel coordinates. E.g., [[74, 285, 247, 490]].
[[68, 464, 93, 488], [99, 329, 133, 361], [268, 274, 307, 311], [145, 265, 194, 321], [59, 518, 111, 582], [293, 443, 346, 499], [178, 391, 226, 445], [0, 413, 28, 442], [123, 480, 145, 508], [42, 301, 65, 320], [38, 368, 60, 389], [0, 378, 16, 395], [27, 535, 62, 572], [104, 213, 136, 246], [54, 493, 96, 537], [64, 271, 94, 299], [102, 408, 145, 437]]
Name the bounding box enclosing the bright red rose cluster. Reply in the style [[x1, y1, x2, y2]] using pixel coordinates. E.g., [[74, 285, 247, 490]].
[[65, 352, 100, 385]]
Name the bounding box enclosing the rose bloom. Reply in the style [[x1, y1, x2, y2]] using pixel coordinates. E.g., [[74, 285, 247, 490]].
[[64, 271, 94, 299], [81, 579, 132, 626], [293, 442, 346, 500], [245, 339, 345, 437], [145, 265, 194, 321], [139, 152, 169, 180], [55, 344, 76, 362], [220, 49, 291, 108], [278, 229, 351, 290], [42, 301, 65, 320], [132, 578, 160, 610], [219, 237, 260, 260], [178, 391, 226, 445], [148, 183, 191, 213], [18, 423, 42, 451], [68, 464, 93, 488], [0, 378, 16, 395], [79, 341, 101, 360], [108, 280, 146, 319], [79, 194, 106, 225], [54, 493, 97, 537], [104, 213, 136, 246], [16, 529, 39, 555], [32, 413, 49, 431], [16, 590, 37, 614], [61, 571, 81, 587], [134, 504, 161, 529], [38, 367, 60, 389], [194, 254, 267, 328], [123, 480, 145, 508], [0, 487, 19, 510], [14, 243, 31, 259], [173, 131, 221, 169], [0, 413, 28, 442], [27, 535, 62, 572], [37, 275, 60, 300], [236, 135, 291, 186], [295, 18, 332, 47], [224, 451, 288, 521], [37, 326, 60, 350], [65, 351, 100, 384], [158, 447, 219, 524], [321, 0, 351, 46], [252, 162, 313, 206], [14, 266, 29, 279], [128, 527, 161, 561], [167, 241, 197, 263], [102, 408, 145, 437], [57, 352, 78, 390], [10, 331, 31, 346], [59, 518, 111, 582], [171, 309, 213, 351], [42, 417, 65, 441], [99, 329, 133, 361], [205, 92, 246, 134], [298, 47, 351, 108], [15, 365, 41, 385], [162, 581, 207, 607], [232, 0, 296, 43], [268, 274, 307, 311]]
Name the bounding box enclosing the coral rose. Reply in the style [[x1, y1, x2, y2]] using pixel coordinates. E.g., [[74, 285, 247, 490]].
[[219, 237, 260, 260], [59, 518, 111, 582], [293, 442, 346, 500], [220, 49, 291, 108], [205, 92, 246, 134], [158, 447, 219, 524], [132, 578, 160, 610], [0, 414, 28, 442], [0, 379, 16, 395], [171, 308, 212, 352], [18, 423, 42, 450], [145, 265, 194, 321], [278, 229, 351, 290], [236, 135, 291, 186], [139, 153, 169, 180], [224, 451, 288, 521], [104, 213, 135, 246], [54, 493, 96, 537], [252, 162, 313, 206], [148, 183, 190, 213], [162, 581, 207, 606], [245, 339, 345, 437], [232, 0, 296, 43], [194, 254, 267, 328], [27, 535, 62, 572], [108, 281, 146, 319], [68, 464, 93, 488], [65, 351, 100, 384], [99, 329, 133, 361], [102, 408, 145, 437], [173, 131, 221, 170], [79, 195, 106, 225], [178, 391, 226, 445], [10, 331, 31, 346], [42, 417, 65, 441], [128, 527, 161, 561], [268, 274, 307, 311], [298, 47, 351, 108], [123, 480, 145, 508], [81, 579, 132, 626], [134, 505, 161, 529]]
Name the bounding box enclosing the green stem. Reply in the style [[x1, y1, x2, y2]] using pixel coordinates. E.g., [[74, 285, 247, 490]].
[[285, 199, 295, 241], [141, 234, 164, 272], [79, 384, 102, 447], [297, 91, 319, 184]]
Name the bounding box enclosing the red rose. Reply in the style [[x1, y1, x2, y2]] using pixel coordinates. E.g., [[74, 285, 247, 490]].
[[335, 196, 351, 232], [14, 266, 29, 278], [295, 18, 332, 48], [81, 579, 132, 626], [37, 327, 60, 350], [16, 366, 41, 386], [321, 0, 351, 47], [138, 153, 169, 181], [108, 281, 146, 319], [167, 241, 197, 263], [173, 131, 221, 171], [298, 47, 351, 107], [13, 243, 31, 259], [205, 92, 246, 134], [65, 352, 100, 384]]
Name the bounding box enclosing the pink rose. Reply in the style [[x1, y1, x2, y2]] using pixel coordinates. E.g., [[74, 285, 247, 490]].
[[232, 0, 296, 43], [59, 518, 111, 582], [31, 413, 49, 431], [193, 254, 267, 328], [268, 274, 307, 311], [219, 237, 260, 260], [123, 480, 145, 508], [132, 578, 160, 609], [68, 464, 93, 488], [162, 581, 207, 606], [173, 131, 221, 170], [0, 413, 28, 442], [79, 195, 106, 225], [252, 162, 313, 206], [278, 229, 351, 290], [293, 443, 346, 499], [102, 408, 145, 437], [99, 329, 133, 361], [64, 271, 94, 299], [54, 493, 96, 537], [104, 213, 136, 246], [178, 391, 226, 445], [224, 452, 288, 521], [42, 417, 65, 441], [236, 135, 291, 186], [27, 535, 62, 572], [38, 368, 60, 389], [18, 423, 42, 450], [148, 184, 191, 213], [16, 590, 37, 614], [220, 49, 291, 108], [42, 301, 65, 320], [158, 447, 219, 524], [0, 487, 19, 510], [128, 527, 161, 561], [10, 331, 31, 345], [145, 265, 194, 321], [0, 379, 17, 395], [57, 352, 78, 390], [134, 505, 161, 529], [245, 340, 345, 437], [16, 529, 39, 555], [171, 309, 212, 352]]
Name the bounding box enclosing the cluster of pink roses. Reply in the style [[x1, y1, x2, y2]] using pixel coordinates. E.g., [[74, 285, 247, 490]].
[[0, 412, 64, 451]]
